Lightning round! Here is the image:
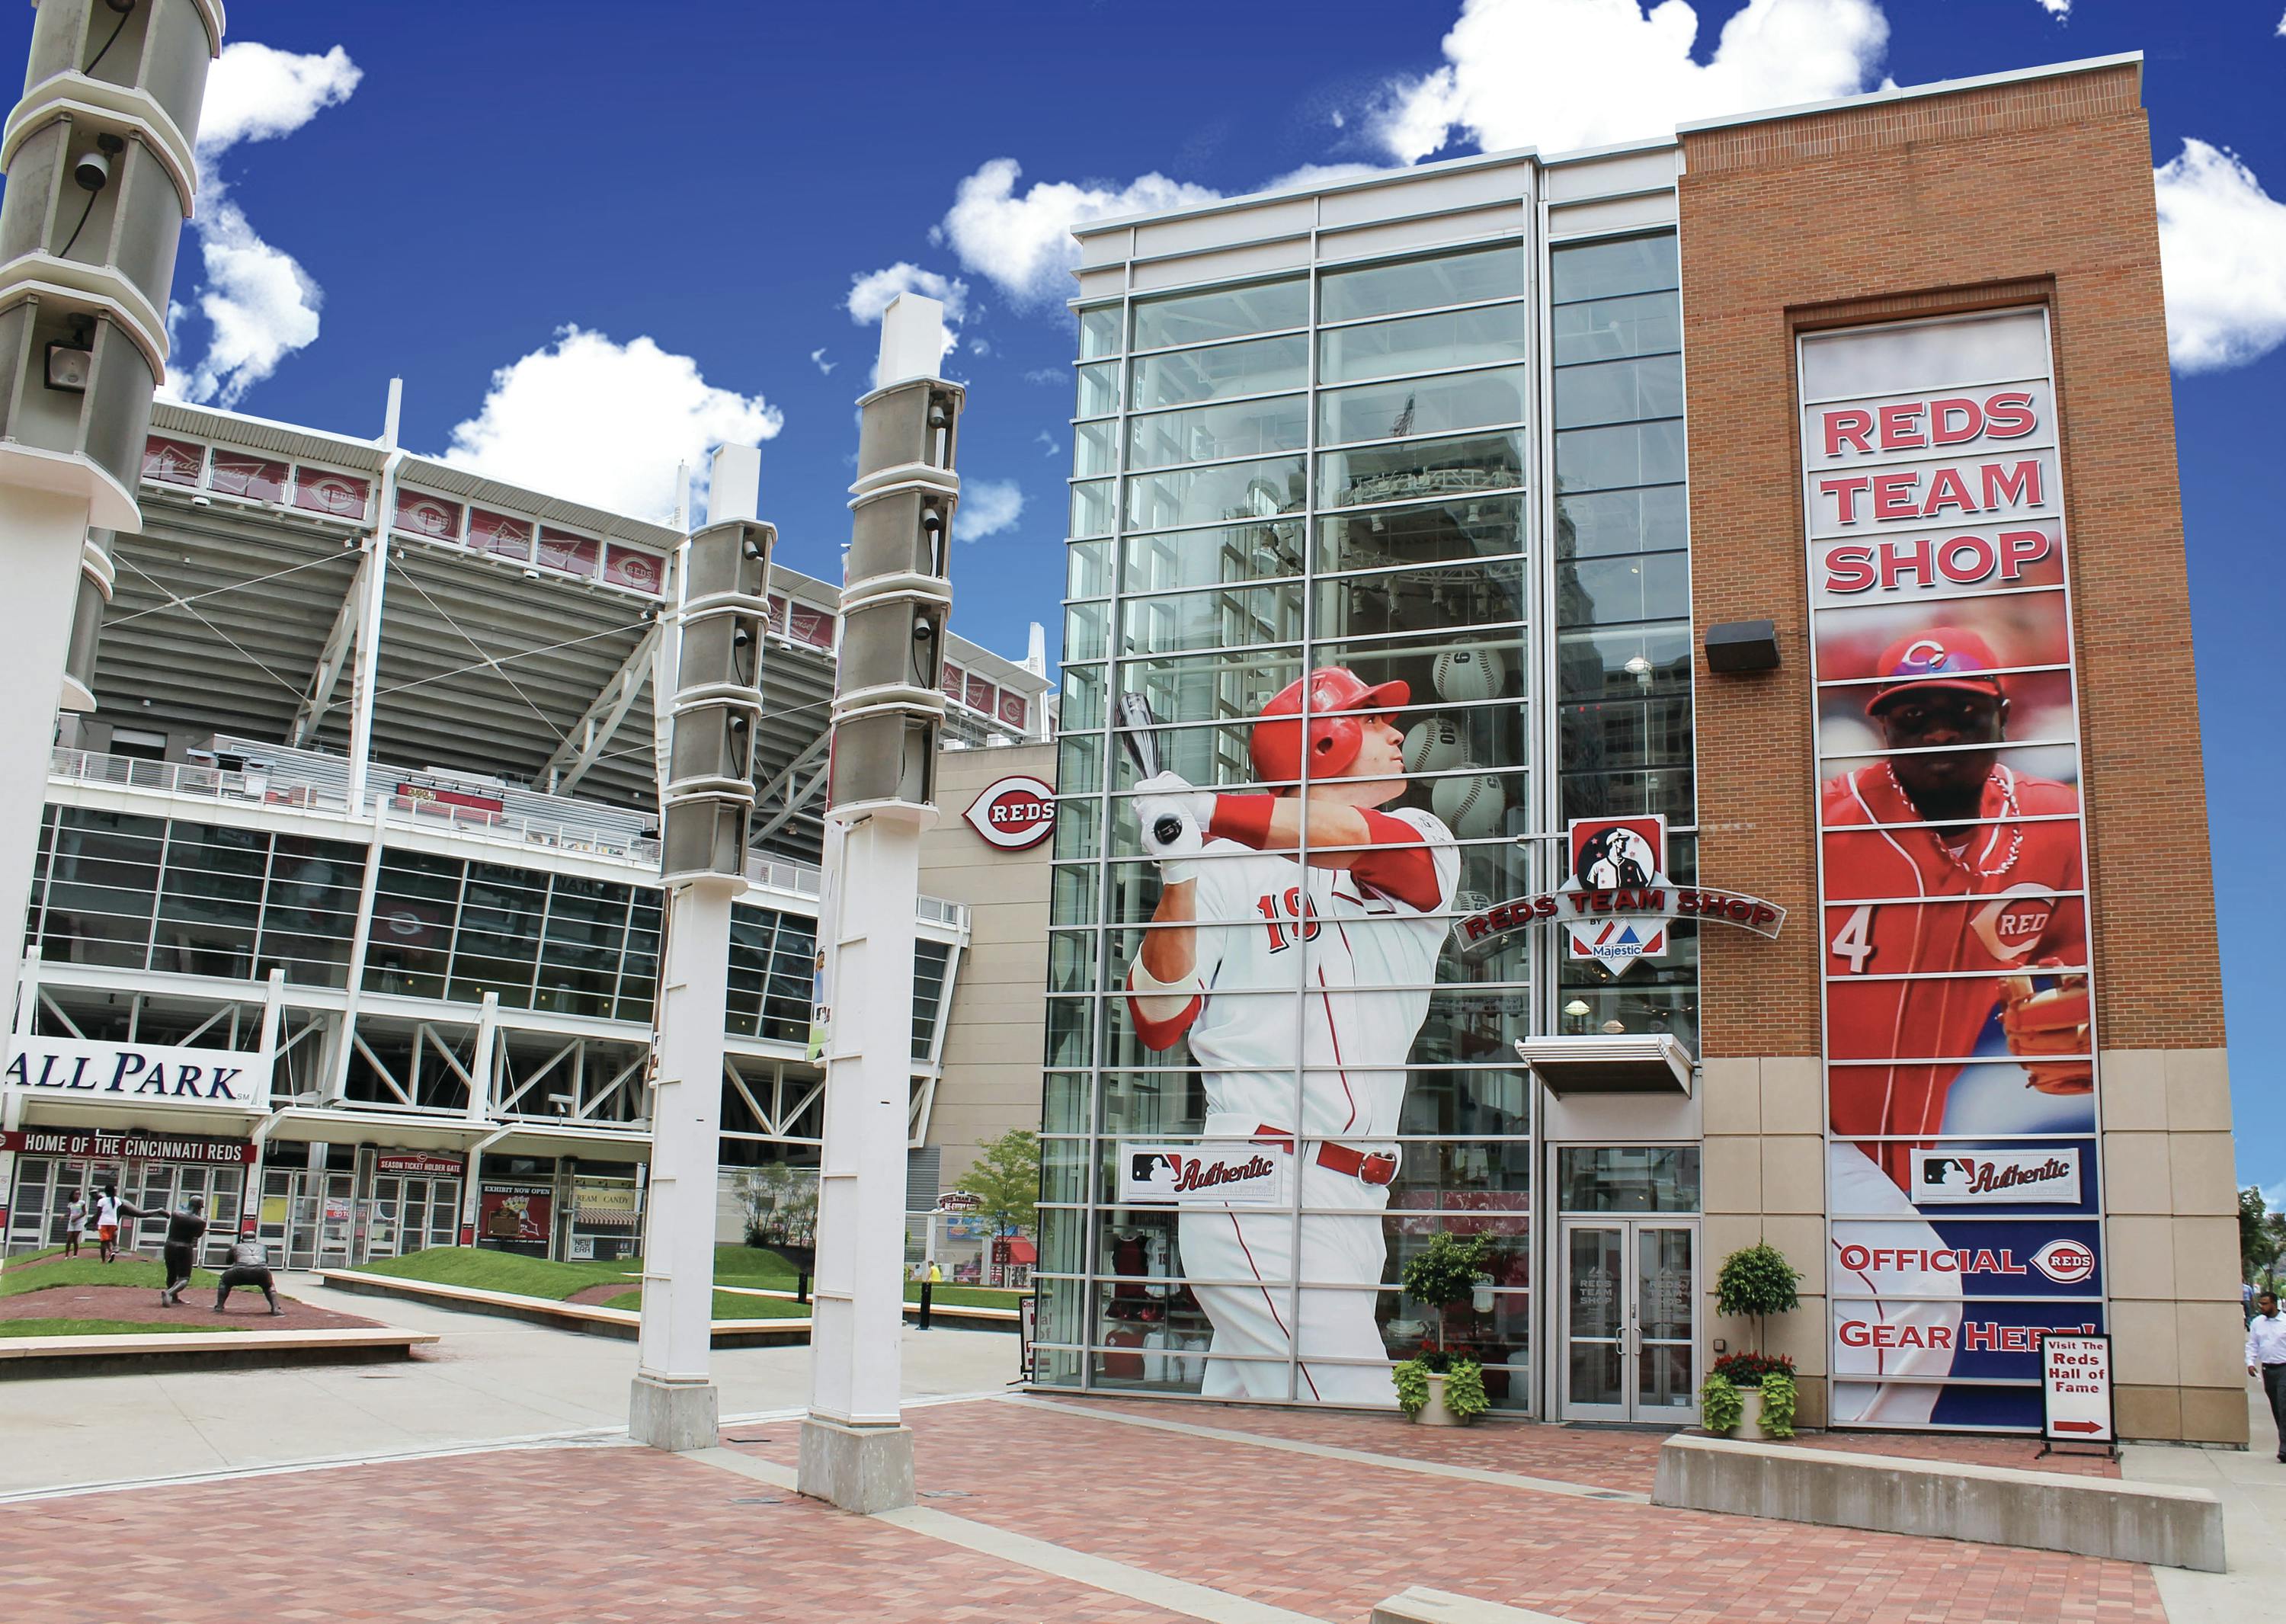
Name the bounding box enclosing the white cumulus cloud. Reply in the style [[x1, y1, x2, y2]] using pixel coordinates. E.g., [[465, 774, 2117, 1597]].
[[958, 479, 1024, 540], [846, 261, 972, 326], [166, 42, 361, 406], [174, 200, 322, 408], [933, 158, 1221, 309], [443, 327, 783, 521], [809, 347, 837, 375], [2035, 0, 2069, 18], [2155, 139, 2286, 373], [1372, 0, 1888, 162], [194, 43, 362, 156]]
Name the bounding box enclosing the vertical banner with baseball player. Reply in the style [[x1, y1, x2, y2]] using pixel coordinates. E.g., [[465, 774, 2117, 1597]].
[[1800, 309, 2102, 1430], [1052, 248, 1542, 1407]]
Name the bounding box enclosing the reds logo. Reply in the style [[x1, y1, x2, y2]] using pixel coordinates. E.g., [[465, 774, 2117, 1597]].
[[963, 776, 1054, 850], [2029, 1238, 2097, 1285], [1971, 882, 2057, 963]]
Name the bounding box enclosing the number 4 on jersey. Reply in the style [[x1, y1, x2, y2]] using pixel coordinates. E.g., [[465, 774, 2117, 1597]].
[[1831, 903, 1875, 973]]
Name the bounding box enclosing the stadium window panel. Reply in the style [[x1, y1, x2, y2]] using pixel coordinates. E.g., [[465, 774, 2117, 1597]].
[[1320, 244, 1526, 325], [1131, 277, 1308, 352], [1548, 232, 1680, 305], [1317, 430, 1526, 511], [1128, 334, 1309, 412], [1317, 365, 1529, 448], [1121, 520, 1305, 594], [1317, 303, 1532, 387], [1123, 454, 1306, 533], [1126, 394, 1308, 471]]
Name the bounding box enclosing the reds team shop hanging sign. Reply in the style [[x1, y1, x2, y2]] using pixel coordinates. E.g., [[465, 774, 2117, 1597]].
[[1450, 815, 1786, 975]]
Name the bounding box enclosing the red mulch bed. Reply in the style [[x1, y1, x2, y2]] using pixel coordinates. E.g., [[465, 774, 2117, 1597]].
[[564, 1283, 633, 1308], [2, 1251, 386, 1333]]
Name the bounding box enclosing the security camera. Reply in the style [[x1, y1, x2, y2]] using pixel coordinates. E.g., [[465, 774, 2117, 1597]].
[[75, 135, 124, 194]]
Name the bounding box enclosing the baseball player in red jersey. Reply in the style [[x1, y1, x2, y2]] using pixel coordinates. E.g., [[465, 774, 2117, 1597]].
[[1820, 626, 2090, 1424], [1125, 668, 1459, 1405]]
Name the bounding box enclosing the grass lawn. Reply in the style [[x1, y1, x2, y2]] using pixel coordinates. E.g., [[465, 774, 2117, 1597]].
[[0, 1257, 222, 1298], [904, 1283, 1027, 1309], [349, 1244, 796, 1302], [1, 1318, 232, 1337], [0, 1246, 63, 1269], [600, 1287, 809, 1320]]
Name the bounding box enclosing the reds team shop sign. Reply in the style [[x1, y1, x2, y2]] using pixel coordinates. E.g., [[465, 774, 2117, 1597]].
[[1800, 309, 2103, 1433]]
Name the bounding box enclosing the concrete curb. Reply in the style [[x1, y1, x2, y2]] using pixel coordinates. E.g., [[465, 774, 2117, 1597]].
[[0, 1326, 437, 1379], [1654, 1434, 2227, 1572], [315, 1271, 810, 1348]]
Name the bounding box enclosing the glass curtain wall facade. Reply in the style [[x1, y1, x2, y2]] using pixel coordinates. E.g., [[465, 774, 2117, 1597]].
[[1040, 214, 1693, 1409]]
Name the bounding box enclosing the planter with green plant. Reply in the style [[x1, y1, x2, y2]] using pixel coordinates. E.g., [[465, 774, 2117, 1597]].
[[1711, 1242, 1802, 1440], [1390, 1231, 1494, 1424]]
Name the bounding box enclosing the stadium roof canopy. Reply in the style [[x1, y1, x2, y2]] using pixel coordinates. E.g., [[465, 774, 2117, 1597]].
[[89, 401, 1047, 862]]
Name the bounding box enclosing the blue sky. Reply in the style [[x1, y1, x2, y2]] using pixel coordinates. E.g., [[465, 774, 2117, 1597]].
[[8, 2, 2281, 1190]]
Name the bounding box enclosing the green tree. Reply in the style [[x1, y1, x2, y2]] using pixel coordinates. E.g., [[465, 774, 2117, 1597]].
[[2241, 1185, 2286, 1289], [956, 1128, 1041, 1238]]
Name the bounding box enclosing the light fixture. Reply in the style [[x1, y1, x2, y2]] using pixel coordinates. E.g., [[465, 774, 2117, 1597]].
[[43, 313, 96, 392], [1563, 999, 1590, 1017]]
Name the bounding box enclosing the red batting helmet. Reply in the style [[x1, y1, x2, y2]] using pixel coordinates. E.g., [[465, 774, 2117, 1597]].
[[1867, 626, 2006, 713], [1250, 668, 1409, 786]]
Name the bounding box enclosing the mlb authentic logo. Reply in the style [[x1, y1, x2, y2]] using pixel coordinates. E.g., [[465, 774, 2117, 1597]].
[[1118, 1142, 1290, 1206], [963, 775, 1055, 850], [1913, 1147, 2083, 1205], [1564, 814, 1669, 974]]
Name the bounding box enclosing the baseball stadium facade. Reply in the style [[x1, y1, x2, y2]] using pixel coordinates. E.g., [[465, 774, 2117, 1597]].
[[0, 394, 1051, 1273], [1035, 53, 2242, 1442]]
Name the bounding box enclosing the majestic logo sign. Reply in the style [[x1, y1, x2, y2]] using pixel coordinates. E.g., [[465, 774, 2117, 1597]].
[[2, 1036, 265, 1111], [1912, 1147, 2082, 1205], [1118, 1142, 1292, 1206], [963, 774, 1055, 850]]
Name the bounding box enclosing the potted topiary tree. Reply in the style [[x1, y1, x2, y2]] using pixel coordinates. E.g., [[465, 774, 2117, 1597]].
[[1708, 1241, 1802, 1440], [1391, 1232, 1494, 1425]]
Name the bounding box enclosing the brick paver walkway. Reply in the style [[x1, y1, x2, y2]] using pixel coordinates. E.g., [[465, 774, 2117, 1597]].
[[0, 1395, 2166, 1624]]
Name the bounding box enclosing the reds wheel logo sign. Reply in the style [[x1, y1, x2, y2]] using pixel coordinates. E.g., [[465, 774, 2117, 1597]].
[[963, 775, 1055, 850]]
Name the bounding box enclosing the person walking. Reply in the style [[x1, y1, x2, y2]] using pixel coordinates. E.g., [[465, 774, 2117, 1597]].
[[94, 1185, 123, 1264], [2249, 1290, 2286, 1463], [62, 1190, 85, 1258]]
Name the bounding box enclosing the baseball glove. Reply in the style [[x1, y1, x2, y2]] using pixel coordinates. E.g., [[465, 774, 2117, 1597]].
[[1999, 962, 2092, 1094]]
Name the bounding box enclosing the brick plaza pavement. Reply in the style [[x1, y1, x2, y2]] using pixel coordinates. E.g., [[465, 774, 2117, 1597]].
[[2, 1393, 2167, 1624]]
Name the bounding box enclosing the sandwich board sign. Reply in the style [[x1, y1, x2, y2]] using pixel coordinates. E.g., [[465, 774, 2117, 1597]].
[[2038, 1331, 2115, 1455]]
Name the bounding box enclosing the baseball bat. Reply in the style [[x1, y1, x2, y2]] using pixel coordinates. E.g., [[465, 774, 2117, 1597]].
[[1115, 693, 1186, 849]]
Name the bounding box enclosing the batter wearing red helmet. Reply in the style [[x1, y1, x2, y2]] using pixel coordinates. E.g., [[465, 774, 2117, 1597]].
[[1820, 626, 2088, 1425], [1125, 666, 1459, 1405]]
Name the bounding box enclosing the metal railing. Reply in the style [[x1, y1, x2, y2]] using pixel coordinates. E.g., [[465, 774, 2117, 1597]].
[[50, 748, 968, 929]]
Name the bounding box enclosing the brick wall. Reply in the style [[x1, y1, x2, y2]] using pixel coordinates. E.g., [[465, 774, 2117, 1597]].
[[1678, 62, 2224, 1055]]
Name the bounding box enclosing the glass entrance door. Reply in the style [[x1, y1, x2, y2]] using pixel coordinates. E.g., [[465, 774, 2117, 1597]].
[[1559, 1218, 1697, 1421]]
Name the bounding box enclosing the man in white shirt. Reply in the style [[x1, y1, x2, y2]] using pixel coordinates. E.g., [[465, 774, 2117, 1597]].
[[95, 1185, 123, 1264], [2248, 1290, 2286, 1462]]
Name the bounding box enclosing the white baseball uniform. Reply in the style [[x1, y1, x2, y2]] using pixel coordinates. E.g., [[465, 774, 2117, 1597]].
[[1129, 807, 1458, 1405], [1827, 1139, 1962, 1427]]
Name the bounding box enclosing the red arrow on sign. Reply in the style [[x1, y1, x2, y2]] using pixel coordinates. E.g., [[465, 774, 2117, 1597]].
[[2053, 1420, 2105, 1433]]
